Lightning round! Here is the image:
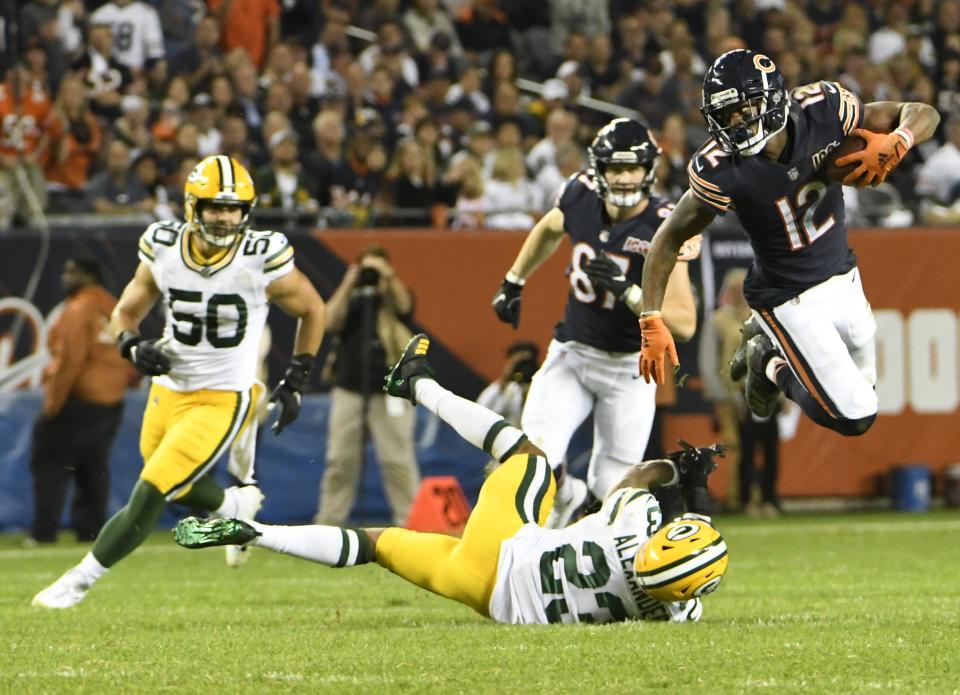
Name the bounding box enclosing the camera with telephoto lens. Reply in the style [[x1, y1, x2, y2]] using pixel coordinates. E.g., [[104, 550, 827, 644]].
[[357, 265, 381, 287]]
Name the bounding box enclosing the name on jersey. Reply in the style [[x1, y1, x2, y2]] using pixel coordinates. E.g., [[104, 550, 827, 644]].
[[811, 139, 842, 170], [622, 236, 651, 255], [615, 535, 671, 620]]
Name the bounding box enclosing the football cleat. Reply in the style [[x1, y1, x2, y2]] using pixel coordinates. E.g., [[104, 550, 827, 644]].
[[635, 516, 728, 602], [175, 516, 261, 549], [544, 475, 589, 529], [31, 568, 91, 609], [728, 315, 763, 382], [224, 485, 264, 568], [384, 333, 435, 405], [744, 333, 781, 418]]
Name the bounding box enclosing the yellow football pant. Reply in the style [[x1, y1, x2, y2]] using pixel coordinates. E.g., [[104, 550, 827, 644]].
[[376, 454, 556, 616], [139, 382, 260, 500]]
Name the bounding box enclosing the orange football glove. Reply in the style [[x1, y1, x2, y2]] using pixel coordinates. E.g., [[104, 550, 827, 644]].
[[639, 313, 679, 385], [837, 127, 913, 188]]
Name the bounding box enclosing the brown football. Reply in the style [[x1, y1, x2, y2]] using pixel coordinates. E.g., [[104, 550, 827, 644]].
[[821, 134, 866, 184]]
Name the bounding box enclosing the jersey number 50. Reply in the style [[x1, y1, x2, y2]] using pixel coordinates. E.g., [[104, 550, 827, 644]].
[[169, 289, 248, 348]]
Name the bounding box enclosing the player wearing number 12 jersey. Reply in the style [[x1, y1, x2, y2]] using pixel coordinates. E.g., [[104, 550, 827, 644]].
[[492, 118, 698, 527], [175, 334, 728, 624], [33, 155, 326, 609], [639, 49, 940, 436]]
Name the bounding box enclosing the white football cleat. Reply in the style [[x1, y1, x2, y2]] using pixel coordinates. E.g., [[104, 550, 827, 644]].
[[31, 568, 91, 609], [224, 485, 264, 568], [545, 475, 589, 529]]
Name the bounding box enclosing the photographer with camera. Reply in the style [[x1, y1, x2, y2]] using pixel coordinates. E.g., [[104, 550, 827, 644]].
[[476, 340, 541, 427], [315, 245, 421, 526]]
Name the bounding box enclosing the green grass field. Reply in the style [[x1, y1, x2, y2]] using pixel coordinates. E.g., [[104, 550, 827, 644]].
[[3, 512, 959, 693]]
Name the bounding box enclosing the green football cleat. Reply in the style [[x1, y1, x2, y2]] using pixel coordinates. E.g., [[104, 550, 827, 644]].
[[384, 333, 436, 404], [174, 516, 261, 549]]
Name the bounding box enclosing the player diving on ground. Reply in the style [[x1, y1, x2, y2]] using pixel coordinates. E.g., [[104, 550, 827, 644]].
[[175, 334, 728, 624]]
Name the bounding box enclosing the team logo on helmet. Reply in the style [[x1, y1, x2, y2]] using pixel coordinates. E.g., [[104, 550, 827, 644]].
[[701, 49, 789, 158], [588, 117, 661, 208], [634, 517, 729, 602], [184, 155, 257, 248]]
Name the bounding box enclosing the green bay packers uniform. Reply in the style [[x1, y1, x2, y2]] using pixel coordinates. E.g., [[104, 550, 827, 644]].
[[376, 453, 702, 624], [136, 220, 293, 498]]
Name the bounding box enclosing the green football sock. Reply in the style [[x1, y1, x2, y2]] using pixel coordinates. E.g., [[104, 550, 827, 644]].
[[92, 480, 166, 568], [175, 474, 225, 511]]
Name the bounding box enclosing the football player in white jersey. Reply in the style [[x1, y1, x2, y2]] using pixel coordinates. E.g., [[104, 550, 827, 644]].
[[175, 334, 727, 625], [32, 155, 326, 609]]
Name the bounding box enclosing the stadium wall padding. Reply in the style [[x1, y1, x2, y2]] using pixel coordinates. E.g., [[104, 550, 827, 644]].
[[1, 226, 959, 501]]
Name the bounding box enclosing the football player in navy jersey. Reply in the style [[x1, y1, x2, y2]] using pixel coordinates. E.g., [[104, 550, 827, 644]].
[[638, 50, 940, 436], [492, 118, 698, 527]]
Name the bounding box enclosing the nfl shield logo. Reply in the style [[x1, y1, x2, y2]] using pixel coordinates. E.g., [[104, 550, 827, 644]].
[[788, 168, 799, 181]]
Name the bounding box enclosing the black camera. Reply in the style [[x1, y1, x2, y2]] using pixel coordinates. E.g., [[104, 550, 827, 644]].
[[357, 266, 381, 287]]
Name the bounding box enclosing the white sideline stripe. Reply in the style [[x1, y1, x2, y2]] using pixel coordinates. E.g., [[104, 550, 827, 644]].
[[732, 519, 960, 535]]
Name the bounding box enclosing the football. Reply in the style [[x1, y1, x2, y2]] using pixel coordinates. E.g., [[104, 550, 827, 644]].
[[821, 133, 867, 184]]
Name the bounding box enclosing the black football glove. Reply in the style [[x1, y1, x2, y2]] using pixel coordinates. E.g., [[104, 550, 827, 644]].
[[667, 440, 726, 516], [492, 277, 523, 328], [117, 331, 172, 376], [269, 354, 314, 435], [584, 254, 632, 300]]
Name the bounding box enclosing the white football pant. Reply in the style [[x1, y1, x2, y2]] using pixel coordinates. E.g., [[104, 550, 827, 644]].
[[521, 339, 657, 498]]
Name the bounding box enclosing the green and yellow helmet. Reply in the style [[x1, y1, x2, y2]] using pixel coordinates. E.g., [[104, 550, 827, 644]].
[[184, 155, 256, 247], [634, 516, 728, 602]]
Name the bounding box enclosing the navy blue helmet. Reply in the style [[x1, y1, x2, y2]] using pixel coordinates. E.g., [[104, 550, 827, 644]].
[[701, 49, 789, 157], [588, 118, 661, 207]]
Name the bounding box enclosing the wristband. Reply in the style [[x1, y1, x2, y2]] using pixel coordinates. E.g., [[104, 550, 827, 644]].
[[116, 330, 141, 359], [893, 126, 914, 150], [505, 271, 526, 286]]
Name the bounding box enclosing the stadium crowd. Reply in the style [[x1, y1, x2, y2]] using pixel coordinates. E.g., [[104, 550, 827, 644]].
[[4, 0, 960, 231]]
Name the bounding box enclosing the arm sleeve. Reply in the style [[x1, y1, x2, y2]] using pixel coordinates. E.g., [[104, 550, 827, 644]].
[[826, 81, 864, 136], [687, 153, 732, 215]]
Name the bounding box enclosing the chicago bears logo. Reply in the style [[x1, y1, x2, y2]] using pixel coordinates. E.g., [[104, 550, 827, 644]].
[[753, 54, 777, 73]]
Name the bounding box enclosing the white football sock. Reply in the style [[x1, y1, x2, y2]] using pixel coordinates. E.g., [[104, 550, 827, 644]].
[[414, 378, 525, 460], [76, 552, 108, 584], [247, 521, 372, 567], [215, 487, 241, 518]]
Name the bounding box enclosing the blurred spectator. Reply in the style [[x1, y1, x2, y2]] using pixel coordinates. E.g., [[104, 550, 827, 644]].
[[384, 139, 437, 226], [28, 257, 134, 546], [278, 0, 323, 51], [260, 41, 296, 89], [46, 76, 101, 214], [288, 63, 321, 145], [531, 140, 583, 212], [232, 60, 264, 131], [209, 74, 236, 121], [113, 94, 152, 159], [90, 0, 166, 76], [528, 78, 572, 124], [208, 0, 281, 70], [484, 147, 536, 229], [186, 93, 222, 157], [583, 33, 621, 101], [359, 19, 420, 89], [404, 0, 463, 56], [306, 110, 351, 207], [70, 21, 133, 123], [168, 16, 225, 90], [85, 139, 149, 215], [550, 1, 610, 57], [484, 48, 517, 98], [173, 121, 201, 161], [446, 154, 486, 229], [255, 129, 319, 211], [657, 112, 693, 199], [916, 116, 960, 204], [0, 66, 53, 229], [490, 82, 542, 147], [616, 58, 684, 130], [526, 108, 576, 177], [445, 64, 490, 115], [132, 150, 176, 219], [454, 0, 512, 58], [220, 112, 260, 170], [331, 128, 388, 226]]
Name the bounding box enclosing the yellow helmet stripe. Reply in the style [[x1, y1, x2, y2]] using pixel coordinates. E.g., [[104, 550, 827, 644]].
[[216, 155, 236, 193]]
